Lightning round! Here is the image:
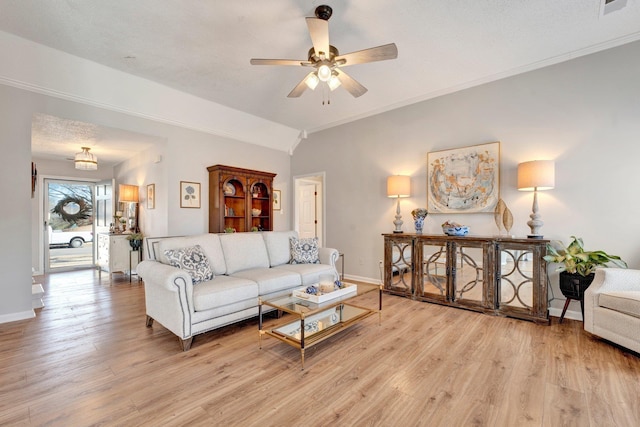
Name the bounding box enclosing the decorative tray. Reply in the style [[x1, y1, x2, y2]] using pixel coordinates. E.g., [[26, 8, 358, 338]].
[[292, 283, 357, 304]]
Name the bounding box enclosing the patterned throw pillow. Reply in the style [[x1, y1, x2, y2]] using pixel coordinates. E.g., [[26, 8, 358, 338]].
[[290, 237, 320, 264], [164, 245, 214, 284]]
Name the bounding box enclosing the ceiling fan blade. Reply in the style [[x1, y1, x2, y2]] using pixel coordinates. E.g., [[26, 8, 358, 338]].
[[335, 43, 398, 66], [306, 17, 330, 58], [287, 72, 315, 98], [335, 69, 367, 98], [250, 58, 311, 66]]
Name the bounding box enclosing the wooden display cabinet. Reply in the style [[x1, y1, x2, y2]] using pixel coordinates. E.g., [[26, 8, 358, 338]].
[[207, 165, 276, 233]]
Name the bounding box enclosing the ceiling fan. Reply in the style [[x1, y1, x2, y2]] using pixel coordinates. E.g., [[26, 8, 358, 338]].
[[250, 5, 398, 99]]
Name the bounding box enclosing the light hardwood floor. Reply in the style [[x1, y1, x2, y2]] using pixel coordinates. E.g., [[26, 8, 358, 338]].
[[1, 269, 639, 426]]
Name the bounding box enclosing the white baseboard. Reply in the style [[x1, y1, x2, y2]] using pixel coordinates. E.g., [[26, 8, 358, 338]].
[[549, 306, 583, 322], [0, 310, 35, 324], [32, 284, 45, 309], [344, 274, 380, 285]]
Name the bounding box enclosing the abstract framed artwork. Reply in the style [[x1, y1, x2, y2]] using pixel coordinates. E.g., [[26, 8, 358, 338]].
[[180, 181, 200, 208], [427, 142, 500, 213], [147, 184, 155, 209], [273, 189, 281, 211]]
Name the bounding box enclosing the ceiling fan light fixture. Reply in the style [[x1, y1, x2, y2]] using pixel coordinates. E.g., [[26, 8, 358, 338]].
[[328, 74, 341, 91], [317, 64, 332, 82], [74, 146, 98, 170], [305, 73, 320, 90]]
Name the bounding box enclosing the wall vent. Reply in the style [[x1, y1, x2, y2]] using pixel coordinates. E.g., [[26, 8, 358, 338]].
[[602, 0, 628, 15]]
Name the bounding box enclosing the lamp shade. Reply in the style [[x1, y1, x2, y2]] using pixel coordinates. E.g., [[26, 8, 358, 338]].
[[74, 147, 97, 170], [517, 160, 555, 191], [118, 184, 139, 203], [387, 175, 411, 198]]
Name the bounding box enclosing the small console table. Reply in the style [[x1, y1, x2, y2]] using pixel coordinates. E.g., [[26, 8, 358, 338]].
[[383, 234, 549, 324]]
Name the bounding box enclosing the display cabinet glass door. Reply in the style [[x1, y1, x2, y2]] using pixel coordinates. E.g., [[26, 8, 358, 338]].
[[223, 178, 246, 232], [499, 246, 533, 309], [418, 240, 449, 302], [383, 237, 413, 297], [249, 181, 271, 231], [451, 242, 491, 308]]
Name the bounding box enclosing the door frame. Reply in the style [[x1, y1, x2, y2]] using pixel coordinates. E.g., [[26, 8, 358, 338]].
[[293, 172, 325, 247], [38, 175, 102, 274]]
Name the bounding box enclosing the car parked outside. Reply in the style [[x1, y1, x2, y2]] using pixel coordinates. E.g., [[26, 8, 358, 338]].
[[48, 225, 93, 248]]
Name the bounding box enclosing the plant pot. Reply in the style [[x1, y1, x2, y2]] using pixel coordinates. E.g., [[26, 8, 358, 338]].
[[129, 239, 142, 251], [559, 271, 595, 299]]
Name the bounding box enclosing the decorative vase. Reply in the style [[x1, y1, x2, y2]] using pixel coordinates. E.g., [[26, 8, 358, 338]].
[[411, 208, 428, 234]]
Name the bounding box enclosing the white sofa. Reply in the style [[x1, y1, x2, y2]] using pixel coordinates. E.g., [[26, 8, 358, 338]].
[[137, 231, 339, 350], [584, 268, 640, 354]]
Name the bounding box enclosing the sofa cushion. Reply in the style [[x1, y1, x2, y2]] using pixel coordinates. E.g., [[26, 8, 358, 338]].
[[274, 263, 337, 286], [262, 231, 298, 267], [164, 245, 214, 284], [231, 268, 301, 296], [192, 275, 259, 312], [157, 234, 226, 275], [599, 291, 640, 319], [290, 237, 320, 264], [219, 233, 270, 274]]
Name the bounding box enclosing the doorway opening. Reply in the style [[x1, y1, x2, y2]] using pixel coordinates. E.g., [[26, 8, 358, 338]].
[[44, 179, 112, 272], [293, 173, 325, 247]]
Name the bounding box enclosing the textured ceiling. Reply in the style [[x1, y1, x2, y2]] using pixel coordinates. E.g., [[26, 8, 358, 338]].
[[31, 114, 161, 166], [2, 0, 640, 160]]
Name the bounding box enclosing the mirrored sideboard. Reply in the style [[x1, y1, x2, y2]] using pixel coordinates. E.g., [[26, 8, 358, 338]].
[[383, 234, 549, 324]]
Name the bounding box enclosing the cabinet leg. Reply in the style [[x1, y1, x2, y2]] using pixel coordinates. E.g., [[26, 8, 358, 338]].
[[559, 298, 571, 324]]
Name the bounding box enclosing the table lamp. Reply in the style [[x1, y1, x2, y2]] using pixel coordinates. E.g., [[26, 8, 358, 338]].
[[517, 160, 555, 238], [387, 175, 411, 233], [119, 184, 140, 232]]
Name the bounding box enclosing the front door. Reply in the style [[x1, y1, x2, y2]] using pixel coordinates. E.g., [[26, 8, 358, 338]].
[[44, 179, 97, 272]]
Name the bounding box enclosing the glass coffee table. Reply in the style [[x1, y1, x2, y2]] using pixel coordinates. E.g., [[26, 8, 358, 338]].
[[258, 282, 382, 369]]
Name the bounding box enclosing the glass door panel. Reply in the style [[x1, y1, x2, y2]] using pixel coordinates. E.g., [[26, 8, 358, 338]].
[[387, 240, 412, 295], [499, 247, 534, 309], [420, 242, 448, 300], [452, 244, 485, 304], [45, 179, 96, 271]]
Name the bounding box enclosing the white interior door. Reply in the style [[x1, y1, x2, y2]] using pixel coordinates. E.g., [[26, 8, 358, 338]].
[[299, 183, 317, 239], [294, 174, 325, 247]]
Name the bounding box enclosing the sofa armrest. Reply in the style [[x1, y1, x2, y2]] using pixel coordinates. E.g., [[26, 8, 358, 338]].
[[136, 260, 196, 339], [584, 268, 640, 332], [319, 247, 339, 269], [137, 260, 192, 291], [586, 268, 640, 296]]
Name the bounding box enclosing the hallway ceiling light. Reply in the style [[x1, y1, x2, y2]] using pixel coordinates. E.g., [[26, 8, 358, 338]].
[[74, 147, 98, 170]]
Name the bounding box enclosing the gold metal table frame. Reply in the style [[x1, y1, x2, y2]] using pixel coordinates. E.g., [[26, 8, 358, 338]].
[[258, 283, 382, 369]]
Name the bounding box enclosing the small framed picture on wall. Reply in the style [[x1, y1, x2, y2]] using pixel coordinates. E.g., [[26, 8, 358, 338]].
[[147, 184, 155, 209], [273, 189, 281, 211], [180, 181, 201, 208]]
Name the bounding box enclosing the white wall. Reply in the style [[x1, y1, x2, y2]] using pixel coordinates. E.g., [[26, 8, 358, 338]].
[[292, 40, 640, 317], [0, 82, 292, 322], [0, 85, 39, 322], [113, 123, 292, 239]]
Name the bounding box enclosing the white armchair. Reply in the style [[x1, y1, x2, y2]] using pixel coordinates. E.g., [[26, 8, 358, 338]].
[[584, 268, 640, 354]]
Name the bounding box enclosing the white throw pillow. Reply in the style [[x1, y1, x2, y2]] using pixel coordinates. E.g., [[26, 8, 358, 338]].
[[290, 237, 320, 264], [164, 245, 214, 284]]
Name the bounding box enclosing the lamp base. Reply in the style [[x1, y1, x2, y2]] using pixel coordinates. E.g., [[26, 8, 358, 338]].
[[393, 230, 404, 234], [527, 234, 544, 239]]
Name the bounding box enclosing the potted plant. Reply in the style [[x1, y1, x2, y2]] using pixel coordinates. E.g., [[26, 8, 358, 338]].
[[544, 236, 627, 300], [126, 232, 144, 251]]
